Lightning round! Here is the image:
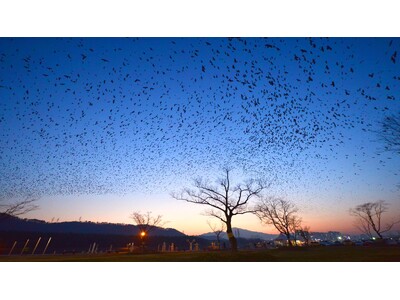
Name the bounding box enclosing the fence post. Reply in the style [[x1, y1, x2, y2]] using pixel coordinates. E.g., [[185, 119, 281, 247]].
[[20, 239, 29, 255], [8, 241, 17, 256], [32, 237, 42, 255], [42, 237, 52, 255]]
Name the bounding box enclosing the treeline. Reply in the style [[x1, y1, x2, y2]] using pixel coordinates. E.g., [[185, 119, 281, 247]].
[[0, 231, 266, 255]]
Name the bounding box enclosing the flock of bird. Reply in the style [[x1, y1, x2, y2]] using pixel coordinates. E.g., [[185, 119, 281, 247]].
[[0, 37, 399, 201]]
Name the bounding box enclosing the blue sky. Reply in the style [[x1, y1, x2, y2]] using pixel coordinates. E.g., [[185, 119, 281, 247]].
[[0, 38, 399, 234]]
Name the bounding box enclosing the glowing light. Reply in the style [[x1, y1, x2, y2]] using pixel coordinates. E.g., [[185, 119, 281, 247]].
[[140, 231, 146, 237]]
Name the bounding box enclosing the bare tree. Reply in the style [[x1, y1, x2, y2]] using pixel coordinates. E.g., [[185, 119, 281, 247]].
[[130, 211, 165, 251], [207, 220, 225, 250], [172, 167, 268, 251], [379, 113, 400, 154], [130, 211, 165, 235], [289, 215, 303, 246], [256, 197, 301, 247], [350, 200, 400, 239], [0, 197, 38, 221], [298, 225, 311, 246]]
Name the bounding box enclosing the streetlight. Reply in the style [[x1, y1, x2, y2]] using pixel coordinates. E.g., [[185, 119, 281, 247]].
[[140, 231, 146, 252]]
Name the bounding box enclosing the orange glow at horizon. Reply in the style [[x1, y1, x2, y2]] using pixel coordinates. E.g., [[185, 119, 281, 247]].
[[24, 194, 400, 236]]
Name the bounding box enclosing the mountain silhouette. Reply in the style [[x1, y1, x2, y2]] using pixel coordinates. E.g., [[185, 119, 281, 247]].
[[0, 214, 185, 237], [199, 227, 278, 240]]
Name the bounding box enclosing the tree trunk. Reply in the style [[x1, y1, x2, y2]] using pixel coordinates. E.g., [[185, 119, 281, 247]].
[[368, 215, 383, 239], [286, 234, 293, 247], [226, 219, 237, 251]]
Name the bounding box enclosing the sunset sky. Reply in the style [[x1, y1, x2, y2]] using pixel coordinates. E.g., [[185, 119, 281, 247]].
[[1, 38, 399, 235]]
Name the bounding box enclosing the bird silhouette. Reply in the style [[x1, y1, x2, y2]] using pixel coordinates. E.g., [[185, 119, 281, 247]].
[[0, 37, 399, 201]]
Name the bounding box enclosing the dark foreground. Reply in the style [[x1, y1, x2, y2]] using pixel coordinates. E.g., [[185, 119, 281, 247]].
[[1, 246, 399, 262]]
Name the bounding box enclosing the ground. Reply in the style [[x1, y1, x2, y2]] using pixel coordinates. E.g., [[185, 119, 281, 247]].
[[1, 245, 399, 262]]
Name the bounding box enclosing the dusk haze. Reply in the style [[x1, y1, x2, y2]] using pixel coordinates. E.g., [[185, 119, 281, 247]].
[[1, 37, 399, 261], [1, 38, 399, 234]]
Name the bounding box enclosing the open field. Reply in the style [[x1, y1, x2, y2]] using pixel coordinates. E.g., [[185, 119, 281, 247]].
[[1, 246, 399, 262]]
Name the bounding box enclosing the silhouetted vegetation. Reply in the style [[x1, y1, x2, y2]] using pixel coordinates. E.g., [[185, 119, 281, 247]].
[[0, 197, 38, 221], [256, 197, 303, 246], [172, 167, 268, 251], [350, 200, 400, 239]]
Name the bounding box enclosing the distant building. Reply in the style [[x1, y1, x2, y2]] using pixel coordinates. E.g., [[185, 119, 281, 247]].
[[273, 233, 305, 246], [326, 231, 342, 241], [310, 231, 343, 242], [273, 233, 289, 246]]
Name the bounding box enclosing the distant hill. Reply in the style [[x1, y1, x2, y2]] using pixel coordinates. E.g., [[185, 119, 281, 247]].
[[199, 227, 278, 240], [0, 214, 277, 253], [0, 213, 185, 237]]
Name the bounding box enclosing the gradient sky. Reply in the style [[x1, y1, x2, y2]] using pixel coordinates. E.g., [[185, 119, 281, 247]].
[[1, 38, 399, 235]]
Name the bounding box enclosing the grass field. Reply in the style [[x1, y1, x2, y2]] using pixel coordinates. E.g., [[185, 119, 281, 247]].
[[1, 245, 399, 262]]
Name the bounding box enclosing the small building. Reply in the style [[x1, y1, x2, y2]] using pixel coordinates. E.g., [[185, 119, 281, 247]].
[[273, 233, 290, 246], [273, 233, 306, 246]]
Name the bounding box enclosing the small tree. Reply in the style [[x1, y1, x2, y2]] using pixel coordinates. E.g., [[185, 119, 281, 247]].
[[207, 220, 225, 250], [350, 200, 400, 239], [130, 211, 165, 235], [256, 197, 301, 247], [0, 197, 38, 221], [172, 167, 268, 251], [298, 225, 311, 246], [289, 215, 303, 246], [130, 211, 165, 250]]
